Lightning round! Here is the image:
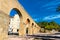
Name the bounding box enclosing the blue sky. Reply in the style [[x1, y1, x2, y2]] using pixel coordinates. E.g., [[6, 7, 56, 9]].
[[11, 0, 60, 24], [17, 0, 60, 24], [10, 9, 18, 17]]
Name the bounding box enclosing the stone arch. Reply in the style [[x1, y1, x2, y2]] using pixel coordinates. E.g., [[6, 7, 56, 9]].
[[10, 8, 22, 18], [32, 23, 34, 34], [8, 8, 23, 35], [25, 18, 30, 35], [32, 23, 34, 26], [26, 18, 30, 24]]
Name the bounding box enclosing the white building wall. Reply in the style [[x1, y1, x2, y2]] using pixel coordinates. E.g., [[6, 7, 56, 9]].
[[9, 14, 20, 33]]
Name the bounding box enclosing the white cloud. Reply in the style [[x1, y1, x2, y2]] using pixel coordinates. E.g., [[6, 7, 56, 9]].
[[43, 14, 60, 20], [33, 18, 38, 21], [33, 18, 41, 22], [41, 0, 59, 8]]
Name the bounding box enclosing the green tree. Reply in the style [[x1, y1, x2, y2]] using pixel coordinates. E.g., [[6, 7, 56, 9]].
[[38, 21, 48, 28], [36, 21, 60, 31]]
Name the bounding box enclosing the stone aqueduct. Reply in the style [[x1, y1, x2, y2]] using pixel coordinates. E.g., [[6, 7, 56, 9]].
[[0, 0, 40, 40]]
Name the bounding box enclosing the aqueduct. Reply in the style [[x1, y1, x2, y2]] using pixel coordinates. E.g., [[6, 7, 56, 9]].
[[0, 0, 40, 40]]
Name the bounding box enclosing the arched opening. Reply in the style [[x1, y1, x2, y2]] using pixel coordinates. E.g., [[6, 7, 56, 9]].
[[26, 28, 28, 35], [27, 18, 30, 23], [26, 18, 30, 35], [8, 8, 22, 35], [32, 23, 34, 26], [32, 23, 34, 34]]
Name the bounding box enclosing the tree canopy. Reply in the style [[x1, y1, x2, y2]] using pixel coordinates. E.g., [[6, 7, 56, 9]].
[[36, 21, 60, 31]]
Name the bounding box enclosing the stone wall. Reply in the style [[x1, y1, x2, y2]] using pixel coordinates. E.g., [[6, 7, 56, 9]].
[[0, 11, 10, 40], [0, 0, 41, 37]]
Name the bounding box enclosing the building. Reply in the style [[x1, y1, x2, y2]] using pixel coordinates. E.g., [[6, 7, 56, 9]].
[[0, 0, 41, 40]]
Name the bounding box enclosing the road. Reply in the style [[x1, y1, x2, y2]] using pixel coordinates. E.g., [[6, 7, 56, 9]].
[[27, 33, 60, 40], [7, 33, 60, 40]]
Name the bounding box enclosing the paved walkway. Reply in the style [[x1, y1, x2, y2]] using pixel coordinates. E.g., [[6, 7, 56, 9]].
[[8, 37, 27, 40], [8, 35, 34, 40]]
